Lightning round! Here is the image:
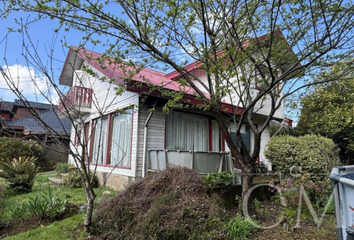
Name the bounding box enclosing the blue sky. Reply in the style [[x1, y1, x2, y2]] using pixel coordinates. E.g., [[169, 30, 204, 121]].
[[0, 11, 100, 104]]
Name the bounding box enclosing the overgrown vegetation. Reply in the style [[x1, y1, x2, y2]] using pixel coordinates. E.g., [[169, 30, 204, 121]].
[[27, 188, 68, 219], [226, 215, 257, 240], [0, 167, 338, 239], [203, 171, 233, 188], [91, 167, 231, 239], [63, 168, 98, 188], [0, 184, 8, 227], [56, 162, 69, 174], [265, 134, 340, 181], [0, 156, 39, 193]]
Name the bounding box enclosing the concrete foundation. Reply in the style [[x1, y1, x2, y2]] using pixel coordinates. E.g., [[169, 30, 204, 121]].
[[95, 171, 139, 191]]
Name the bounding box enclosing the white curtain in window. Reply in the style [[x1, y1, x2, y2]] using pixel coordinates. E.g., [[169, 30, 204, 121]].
[[92, 116, 108, 164], [110, 110, 132, 166], [166, 112, 208, 151], [212, 120, 220, 152]]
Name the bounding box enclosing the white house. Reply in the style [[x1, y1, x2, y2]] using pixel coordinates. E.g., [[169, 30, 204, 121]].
[[58, 33, 295, 191]]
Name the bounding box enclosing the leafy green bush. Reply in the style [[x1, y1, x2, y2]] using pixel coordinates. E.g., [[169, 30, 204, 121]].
[[0, 137, 44, 162], [27, 188, 68, 219], [56, 162, 69, 174], [226, 215, 257, 240], [0, 156, 39, 193], [63, 168, 98, 188], [265, 134, 340, 181], [203, 171, 233, 188]]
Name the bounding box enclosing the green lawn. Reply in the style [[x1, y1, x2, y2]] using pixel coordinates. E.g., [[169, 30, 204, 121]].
[[1, 171, 115, 239], [3, 214, 87, 240]]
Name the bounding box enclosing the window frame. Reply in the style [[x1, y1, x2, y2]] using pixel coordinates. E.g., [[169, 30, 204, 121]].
[[89, 107, 133, 168], [165, 111, 221, 152], [229, 123, 252, 153]]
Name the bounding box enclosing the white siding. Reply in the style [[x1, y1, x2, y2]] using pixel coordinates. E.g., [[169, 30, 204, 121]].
[[259, 125, 272, 170], [188, 66, 285, 120], [137, 104, 166, 177], [68, 64, 140, 178]]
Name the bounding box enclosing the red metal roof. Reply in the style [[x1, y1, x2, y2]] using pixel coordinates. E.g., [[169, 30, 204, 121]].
[[165, 30, 293, 80], [70, 47, 247, 115], [75, 48, 198, 96]]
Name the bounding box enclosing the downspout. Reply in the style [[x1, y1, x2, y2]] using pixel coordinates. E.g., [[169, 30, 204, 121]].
[[142, 100, 158, 178]]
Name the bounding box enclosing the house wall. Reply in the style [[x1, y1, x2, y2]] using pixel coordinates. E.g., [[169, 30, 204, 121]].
[[188, 65, 285, 120], [12, 108, 33, 121], [0, 112, 10, 119], [137, 103, 166, 178], [67, 66, 141, 191]]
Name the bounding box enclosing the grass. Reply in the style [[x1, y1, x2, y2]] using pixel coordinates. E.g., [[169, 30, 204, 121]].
[[3, 214, 87, 240], [1, 171, 116, 239], [0, 170, 339, 240]]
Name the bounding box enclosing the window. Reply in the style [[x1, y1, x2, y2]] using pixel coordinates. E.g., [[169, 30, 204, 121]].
[[90, 109, 132, 167], [166, 111, 220, 151], [91, 116, 108, 165], [109, 110, 132, 166], [230, 124, 251, 151]]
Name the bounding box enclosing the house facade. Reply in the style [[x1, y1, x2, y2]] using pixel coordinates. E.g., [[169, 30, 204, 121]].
[[58, 43, 292, 191]]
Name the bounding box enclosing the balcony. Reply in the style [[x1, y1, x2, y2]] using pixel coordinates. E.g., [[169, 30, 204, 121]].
[[58, 86, 92, 118]]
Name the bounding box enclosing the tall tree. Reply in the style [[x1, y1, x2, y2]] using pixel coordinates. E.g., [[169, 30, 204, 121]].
[[297, 65, 354, 163], [1, 0, 354, 225]]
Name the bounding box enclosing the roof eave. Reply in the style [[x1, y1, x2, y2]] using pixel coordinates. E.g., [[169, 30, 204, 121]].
[[59, 47, 84, 86]]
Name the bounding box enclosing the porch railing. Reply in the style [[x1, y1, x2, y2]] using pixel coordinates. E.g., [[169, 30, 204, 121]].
[[148, 149, 241, 184], [58, 86, 92, 117]]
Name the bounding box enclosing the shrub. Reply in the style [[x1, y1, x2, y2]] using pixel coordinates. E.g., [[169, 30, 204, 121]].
[[270, 173, 334, 212], [56, 162, 69, 174], [265, 134, 340, 181], [203, 171, 233, 188], [226, 215, 257, 240], [0, 156, 38, 193], [0, 137, 44, 163], [63, 168, 98, 188]]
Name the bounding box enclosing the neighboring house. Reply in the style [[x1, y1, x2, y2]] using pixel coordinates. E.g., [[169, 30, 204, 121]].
[[0, 99, 71, 163], [58, 33, 296, 191], [0, 100, 14, 124]]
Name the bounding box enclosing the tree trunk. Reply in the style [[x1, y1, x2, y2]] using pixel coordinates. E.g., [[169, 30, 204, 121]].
[[84, 198, 94, 232], [241, 171, 252, 199]]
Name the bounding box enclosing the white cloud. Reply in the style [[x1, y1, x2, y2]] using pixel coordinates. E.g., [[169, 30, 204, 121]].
[[0, 64, 51, 102]]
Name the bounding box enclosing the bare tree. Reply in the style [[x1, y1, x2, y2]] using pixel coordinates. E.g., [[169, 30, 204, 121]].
[[0, 27, 130, 231]]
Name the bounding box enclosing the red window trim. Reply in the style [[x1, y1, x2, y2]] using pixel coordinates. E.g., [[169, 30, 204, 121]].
[[89, 107, 134, 168], [165, 111, 221, 152]]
